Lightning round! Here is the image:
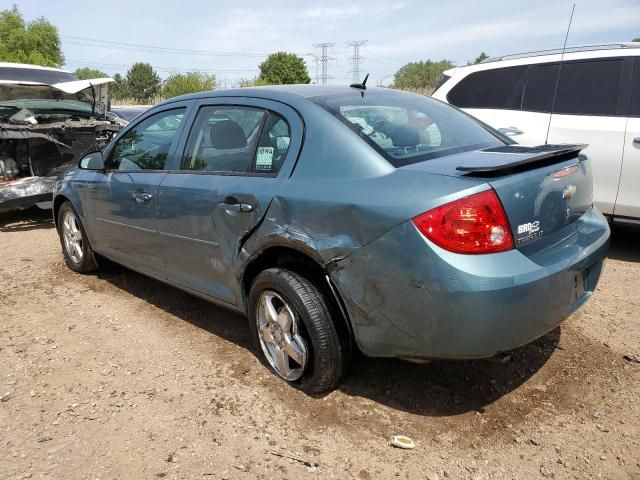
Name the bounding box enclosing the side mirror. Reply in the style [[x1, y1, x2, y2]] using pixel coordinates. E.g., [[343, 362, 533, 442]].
[[79, 151, 105, 170]]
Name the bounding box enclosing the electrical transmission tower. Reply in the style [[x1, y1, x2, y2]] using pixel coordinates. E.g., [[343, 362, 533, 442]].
[[346, 40, 368, 83], [312, 42, 335, 84]]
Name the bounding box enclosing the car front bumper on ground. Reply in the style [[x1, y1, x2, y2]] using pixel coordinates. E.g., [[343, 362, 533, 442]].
[[0, 177, 55, 213], [331, 207, 610, 359]]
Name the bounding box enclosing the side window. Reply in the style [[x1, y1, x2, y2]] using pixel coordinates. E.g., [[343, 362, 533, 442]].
[[181, 106, 265, 172], [447, 66, 527, 109], [252, 113, 291, 174], [554, 59, 624, 116], [521, 63, 559, 112], [110, 108, 185, 170], [629, 58, 640, 116]]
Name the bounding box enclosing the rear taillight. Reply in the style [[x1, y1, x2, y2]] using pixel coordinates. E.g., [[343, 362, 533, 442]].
[[412, 189, 514, 254]]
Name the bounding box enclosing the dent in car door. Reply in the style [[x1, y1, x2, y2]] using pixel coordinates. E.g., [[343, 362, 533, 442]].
[[84, 106, 189, 277], [158, 100, 302, 306]]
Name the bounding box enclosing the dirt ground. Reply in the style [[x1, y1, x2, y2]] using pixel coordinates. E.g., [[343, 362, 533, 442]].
[[1, 208, 639, 480]]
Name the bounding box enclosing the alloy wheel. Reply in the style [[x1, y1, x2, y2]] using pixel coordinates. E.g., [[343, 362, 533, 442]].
[[256, 290, 308, 381], [61, 210, 84, 264]]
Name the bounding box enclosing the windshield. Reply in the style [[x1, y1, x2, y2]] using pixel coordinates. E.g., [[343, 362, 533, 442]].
[[0, 66, 76, 84], [310, 90, 505, 167]]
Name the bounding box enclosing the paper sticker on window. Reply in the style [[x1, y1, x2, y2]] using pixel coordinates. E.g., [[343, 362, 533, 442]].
[[256, 146, 274, 170]]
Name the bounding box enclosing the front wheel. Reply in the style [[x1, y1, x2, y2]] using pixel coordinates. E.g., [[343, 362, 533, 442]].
[[57, 201, 99, 273], [248, 268, 347, 394]]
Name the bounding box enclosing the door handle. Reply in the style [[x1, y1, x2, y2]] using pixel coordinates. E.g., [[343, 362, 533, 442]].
[[132, 191, 153, 204], [219, 201, 254, 214], [633, 137, 640, 148], [498, 127, 524, 136]]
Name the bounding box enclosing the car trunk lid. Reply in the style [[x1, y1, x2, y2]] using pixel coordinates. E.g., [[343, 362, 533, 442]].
[[401, 144, 593, 255]]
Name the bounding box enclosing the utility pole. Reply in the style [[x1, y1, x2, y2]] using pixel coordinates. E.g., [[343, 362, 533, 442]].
[[312, 42, 335, 84], [346, 40, 368, 84]]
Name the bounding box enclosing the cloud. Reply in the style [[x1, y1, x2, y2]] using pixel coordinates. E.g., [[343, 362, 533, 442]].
[[370, 5, 640, 59]]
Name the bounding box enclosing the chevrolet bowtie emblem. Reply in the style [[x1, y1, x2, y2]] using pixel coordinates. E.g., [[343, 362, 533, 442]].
[[563, 185, 577, 200]]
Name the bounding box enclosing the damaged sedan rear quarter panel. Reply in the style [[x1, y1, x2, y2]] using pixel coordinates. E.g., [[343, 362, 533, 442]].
[[0, 62, 122, 213]]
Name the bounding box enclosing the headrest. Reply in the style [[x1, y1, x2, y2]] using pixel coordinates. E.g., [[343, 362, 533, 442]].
[[209, 120, 247, 149], [388, 125, 420, 148]]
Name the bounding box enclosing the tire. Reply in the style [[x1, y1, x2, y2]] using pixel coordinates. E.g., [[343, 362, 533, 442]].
[[57, 201, 99, 273], [248, 268, 346, 394]]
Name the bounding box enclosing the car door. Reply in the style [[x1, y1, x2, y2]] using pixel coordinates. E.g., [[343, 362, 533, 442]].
[[546, 57, 629, 216], [83, 104, 189, 277], [158, 98, 302, 306], [445, 64, 551, 146], [614, 57, 640, 220]]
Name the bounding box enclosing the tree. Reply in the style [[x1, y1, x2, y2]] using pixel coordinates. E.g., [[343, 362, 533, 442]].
[[392, 60, 454, 92], [162, 71, 216, 98], [0, 5, 63, 67], [125, 62, 161, 102], [472, 52, 489, 64], [74, 67, 108, 80], [258, 52, 310, 85], [110, 73, 128, 100], [239, 76, 269, 88], [633, 37, 640, 42]]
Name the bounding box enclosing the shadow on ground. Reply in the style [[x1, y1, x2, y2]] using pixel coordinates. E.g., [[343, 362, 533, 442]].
[[95, 260, 559, 417], [608, 224, 640, 263], [0, 206, 54, 232]]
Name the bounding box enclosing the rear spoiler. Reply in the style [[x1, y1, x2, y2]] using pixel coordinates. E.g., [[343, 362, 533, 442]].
[[456, 144, 587, 175]]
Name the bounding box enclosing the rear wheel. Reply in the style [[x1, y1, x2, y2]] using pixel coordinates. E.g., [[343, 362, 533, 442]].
[[57, 201, 98, 273], [248, 268, 346, 394]]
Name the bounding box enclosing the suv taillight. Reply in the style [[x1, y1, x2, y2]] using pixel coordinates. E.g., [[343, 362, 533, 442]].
[[412, 189, 514, 254]]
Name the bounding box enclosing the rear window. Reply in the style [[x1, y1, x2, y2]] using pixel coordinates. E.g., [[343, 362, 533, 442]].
[[447, 66, 527, 109], [310, 90, 504, 167], [630, 58, 640, 117], [554, 59, 623, 116]]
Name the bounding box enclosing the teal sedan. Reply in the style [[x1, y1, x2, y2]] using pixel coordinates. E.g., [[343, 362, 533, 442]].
[[53, 85, 609, 393]]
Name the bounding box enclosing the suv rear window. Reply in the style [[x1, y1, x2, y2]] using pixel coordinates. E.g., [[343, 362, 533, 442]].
[[447, 66, 527, 109], [310, 90, 504, 167], [554, 58, 624, 116]]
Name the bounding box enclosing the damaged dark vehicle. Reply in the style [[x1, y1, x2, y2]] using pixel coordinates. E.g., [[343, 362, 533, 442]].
[[0, 63, 123, 213]]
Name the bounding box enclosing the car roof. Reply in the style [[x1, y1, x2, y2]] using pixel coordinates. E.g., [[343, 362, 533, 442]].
[[0, 62, 73, 73], [155, 84, 393, 108], [444, 42, 640, 76]]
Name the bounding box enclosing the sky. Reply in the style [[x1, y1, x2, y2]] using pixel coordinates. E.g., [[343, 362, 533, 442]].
[[13, 0, 640, 87]]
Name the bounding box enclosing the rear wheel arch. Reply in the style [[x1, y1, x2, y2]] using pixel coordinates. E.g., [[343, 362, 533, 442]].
[[53, 195, 70, 230], [242, 246, 354, 346]]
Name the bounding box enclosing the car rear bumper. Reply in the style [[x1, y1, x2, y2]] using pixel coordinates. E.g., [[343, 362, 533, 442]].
[[330, 207, 610, 359]]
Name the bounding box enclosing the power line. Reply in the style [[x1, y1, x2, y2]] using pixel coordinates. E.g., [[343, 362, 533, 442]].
[[64, 60, 258, 74], [61, 35, 271, 58], [312, 42, 335, 84], [346, 40, 367, 83]]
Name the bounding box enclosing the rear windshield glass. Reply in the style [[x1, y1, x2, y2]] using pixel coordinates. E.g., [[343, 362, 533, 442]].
[[310, 90, 504, 167]]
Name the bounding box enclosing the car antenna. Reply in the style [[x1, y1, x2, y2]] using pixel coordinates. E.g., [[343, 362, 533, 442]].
[[350, 73, 369, 97], [545, 3, 575, 144]]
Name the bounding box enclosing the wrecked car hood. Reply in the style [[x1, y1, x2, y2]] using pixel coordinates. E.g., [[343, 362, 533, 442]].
[[1, 72, 121, 212]]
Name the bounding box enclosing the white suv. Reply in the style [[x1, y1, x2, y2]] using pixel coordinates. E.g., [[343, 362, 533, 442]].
[[433, 43, 640, 223]]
